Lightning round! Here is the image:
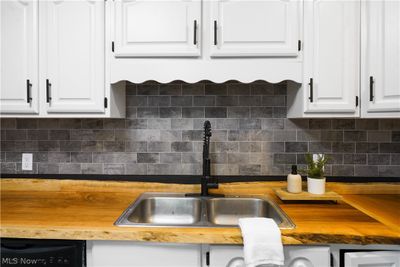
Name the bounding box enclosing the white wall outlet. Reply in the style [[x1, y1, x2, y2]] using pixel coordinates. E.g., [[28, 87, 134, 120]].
[[22, 153, 33, 171]]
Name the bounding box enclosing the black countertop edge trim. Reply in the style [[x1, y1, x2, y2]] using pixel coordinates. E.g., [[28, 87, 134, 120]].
[[0, 174, 399, 184]]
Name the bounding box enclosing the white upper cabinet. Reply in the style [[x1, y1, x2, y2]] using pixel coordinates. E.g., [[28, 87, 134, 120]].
[[344, 251, 400, 267], [288, 0, 399, 119], [110, 0, 303, 83], [303, 0, 360, 115], [1, 0, 125, 118], [0, 0, 39, 114], [114, 0, 201, 57], [210, 0, 300, 57], [361, 0, 400, 118], [43, 0, 105, 114]]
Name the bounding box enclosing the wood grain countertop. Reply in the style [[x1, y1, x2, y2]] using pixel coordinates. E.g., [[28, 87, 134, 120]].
[[1, 178, 399, 245]]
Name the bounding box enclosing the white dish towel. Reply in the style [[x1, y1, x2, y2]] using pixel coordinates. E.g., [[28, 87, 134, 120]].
[[238, 218, 284, 267]]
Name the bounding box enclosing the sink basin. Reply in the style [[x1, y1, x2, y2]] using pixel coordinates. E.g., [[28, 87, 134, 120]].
[[206, 198, 283, 226], [127, 197, 202, 225], [115, 193, 295, 229]]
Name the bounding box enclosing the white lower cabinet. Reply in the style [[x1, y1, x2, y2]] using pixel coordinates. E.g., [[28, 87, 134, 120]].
[[87, 242, 400, 267], [207, 245, 330, 267], [330, 244, 400, 267], [87, 241, 202, 267]]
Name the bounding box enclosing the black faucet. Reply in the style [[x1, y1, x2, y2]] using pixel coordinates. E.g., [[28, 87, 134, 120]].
[[186, 121, 222, 197], [200, 121, 221, 197]]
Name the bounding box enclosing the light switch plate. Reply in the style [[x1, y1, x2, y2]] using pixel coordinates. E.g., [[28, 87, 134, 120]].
[[22, 153, 33, 171]]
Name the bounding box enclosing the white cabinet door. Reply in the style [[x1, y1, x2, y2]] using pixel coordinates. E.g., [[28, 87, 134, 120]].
[[114, 0, 201, 57], [345, 251, 400, 267], [209, 0, 300, 57], [43, 0, 105, 114], [361, 0, 400, 118], [0, 0, 39, 114], [87, 241, 202, 267], [304, 0, 360, 115]]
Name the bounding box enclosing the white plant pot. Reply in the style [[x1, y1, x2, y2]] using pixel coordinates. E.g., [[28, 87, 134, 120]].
[[307, 177, 326, 194]]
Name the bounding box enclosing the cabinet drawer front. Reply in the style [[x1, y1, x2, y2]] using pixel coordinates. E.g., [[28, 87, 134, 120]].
[[210, 0, 300, 57], [114, 0, 201, 57], [0, 0, 39, 114]]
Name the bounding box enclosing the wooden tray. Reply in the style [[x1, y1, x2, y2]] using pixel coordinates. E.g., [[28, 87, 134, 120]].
[[274, 188, 342, 201]]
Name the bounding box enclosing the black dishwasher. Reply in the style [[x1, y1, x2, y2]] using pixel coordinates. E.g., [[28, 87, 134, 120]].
[[1, 238, 85, 267]]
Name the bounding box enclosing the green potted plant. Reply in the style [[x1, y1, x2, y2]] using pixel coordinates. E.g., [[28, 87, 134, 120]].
[[304, 154, 329, 194]]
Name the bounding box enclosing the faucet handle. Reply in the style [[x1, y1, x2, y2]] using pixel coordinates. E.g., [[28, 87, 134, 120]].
[[207, 177, 224, 197]]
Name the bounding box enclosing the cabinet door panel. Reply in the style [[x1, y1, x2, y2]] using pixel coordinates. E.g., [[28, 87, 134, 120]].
[[361, 0, 400, 117], [304, 0, 360, 115], [45, 0, 105, 113], [210, 0, 300, 57], [88, 241, 201, 267], [345, 251, 400, 267], [114, 0, 201, 57], [0, 0, 39, 114]]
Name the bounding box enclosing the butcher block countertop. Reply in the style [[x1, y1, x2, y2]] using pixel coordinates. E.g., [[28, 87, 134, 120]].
[[1, 178, 399, 245]]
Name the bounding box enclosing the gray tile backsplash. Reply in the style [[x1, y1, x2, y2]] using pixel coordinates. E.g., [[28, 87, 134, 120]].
[[1, 81, 400, 177]]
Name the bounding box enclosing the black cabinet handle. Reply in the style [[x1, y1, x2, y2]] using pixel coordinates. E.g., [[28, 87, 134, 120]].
[[213, 20, 217, 45], [309, 78, 313, 102], [46, 79, 52, 103], [26, 79, 32, 103], [193, 20, 197, 45], [369, 76, 374, 101]]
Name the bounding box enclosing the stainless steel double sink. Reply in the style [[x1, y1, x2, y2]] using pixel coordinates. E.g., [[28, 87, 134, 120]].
[[115, 193, 295, 229]]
